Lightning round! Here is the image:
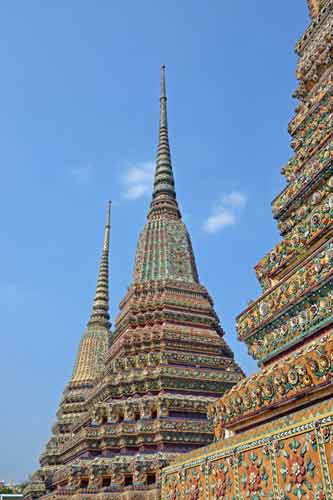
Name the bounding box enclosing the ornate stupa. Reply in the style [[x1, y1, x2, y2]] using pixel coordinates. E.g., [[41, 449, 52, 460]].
[[162, 1, 333, 498], [24, 202, 112, 499], [25, 66, 243, 500]]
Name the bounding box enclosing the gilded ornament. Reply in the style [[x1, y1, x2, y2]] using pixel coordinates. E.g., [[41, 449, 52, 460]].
[[287, 370, 299, 385]]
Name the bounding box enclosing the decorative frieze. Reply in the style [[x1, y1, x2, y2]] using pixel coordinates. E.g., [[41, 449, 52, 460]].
[[281, 132, 332, 185], [238, 239, 333, 342], [208, 331, 333, 432], [296, 12, 333, 90], [247, 280, 333, 363], [274, 142, 333, 219], [257, 171, 333, 290]]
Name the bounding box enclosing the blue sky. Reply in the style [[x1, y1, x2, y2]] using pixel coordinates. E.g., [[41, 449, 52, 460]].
[[0, 0, 309, 483]]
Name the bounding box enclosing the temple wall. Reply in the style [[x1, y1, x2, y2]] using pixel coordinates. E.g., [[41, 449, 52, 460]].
[[161, 397, 333, 499]]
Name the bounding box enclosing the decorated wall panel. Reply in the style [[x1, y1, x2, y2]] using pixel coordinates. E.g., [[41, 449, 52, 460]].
[[322, 422, 333, 490], [184, 465, 206, 500], [207, 456, 236, 499], [275, 432, 324, 499], [238, 447, 274, 500], [162, 399, 333, 499]]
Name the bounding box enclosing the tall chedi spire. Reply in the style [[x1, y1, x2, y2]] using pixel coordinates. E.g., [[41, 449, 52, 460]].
[[71, 200, 111, 382], [148, 65, 180, 219], [25, 67, 243, 500], [134, 66, 199, 284], [86, 200, 111, 329], [30, 204, 112, 486]]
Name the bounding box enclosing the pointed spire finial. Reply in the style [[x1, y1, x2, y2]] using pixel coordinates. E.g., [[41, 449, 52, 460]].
[[148, 65, 181, 220], [159, 65, 168, 130], [88, 201, 111, 329], [161, 64, 166, 99], [103, 200, 111, 252]]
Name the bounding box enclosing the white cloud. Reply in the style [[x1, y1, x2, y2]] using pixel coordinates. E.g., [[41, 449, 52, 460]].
[[204, 210, 236, 233], [204, 191, 247, 234], [222, 191, 247, 209], [122, 161, 155, 200], [69, 164, 94, 185], [125, 184, 149, 200]]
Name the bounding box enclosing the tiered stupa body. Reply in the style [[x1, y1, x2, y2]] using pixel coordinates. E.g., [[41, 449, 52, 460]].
[[162, 1, 333, 498], [25, 67, 242, 500]]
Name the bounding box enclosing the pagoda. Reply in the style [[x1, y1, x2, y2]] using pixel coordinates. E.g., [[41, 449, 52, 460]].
[[162, 1, 333, 498], [25, 66, 243, 500], [24, 202, 112, 499]]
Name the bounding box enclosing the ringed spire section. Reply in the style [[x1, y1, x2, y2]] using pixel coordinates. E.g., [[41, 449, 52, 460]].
[[72, 200, 112, 383], [135, 67, 199, 283], [87, 200, 111, 329], [149, 65, 181, 220]]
